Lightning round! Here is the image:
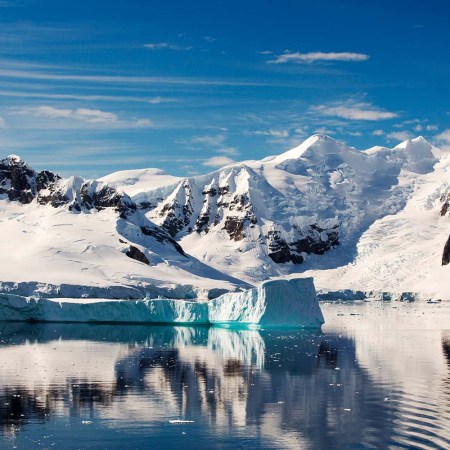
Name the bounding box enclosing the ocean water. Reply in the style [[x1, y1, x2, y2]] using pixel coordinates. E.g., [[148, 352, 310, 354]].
[[0, 301, 448, 449]]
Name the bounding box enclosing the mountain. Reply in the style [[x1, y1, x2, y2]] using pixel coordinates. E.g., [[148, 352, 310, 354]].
[[1, 134, 449, 300], [0, 155, 248, 299]]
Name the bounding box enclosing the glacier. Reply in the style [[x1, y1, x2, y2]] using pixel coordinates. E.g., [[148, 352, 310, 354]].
[[0, 278, 323, 327]]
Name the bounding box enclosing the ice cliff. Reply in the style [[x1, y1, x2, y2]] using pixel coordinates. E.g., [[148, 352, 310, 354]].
[[0, 278, 323, 327]]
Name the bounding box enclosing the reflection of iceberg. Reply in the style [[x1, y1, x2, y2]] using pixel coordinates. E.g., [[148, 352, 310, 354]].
[[0, 321, 399, 449], [0, 278, 323, 327], [208, 328, 266, 368]]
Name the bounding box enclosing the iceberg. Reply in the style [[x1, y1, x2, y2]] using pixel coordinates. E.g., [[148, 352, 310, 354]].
[[0, 278, 323, 327], [209, 278, 323, 327]]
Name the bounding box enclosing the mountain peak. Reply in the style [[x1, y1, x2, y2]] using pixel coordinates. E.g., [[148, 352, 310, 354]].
[[2, 154, 30, 168], [394, 135, 433, 150], [271, 134, 349, 164]]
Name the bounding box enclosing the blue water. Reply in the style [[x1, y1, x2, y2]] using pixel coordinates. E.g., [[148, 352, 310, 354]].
[[0, 301, 448, 449]]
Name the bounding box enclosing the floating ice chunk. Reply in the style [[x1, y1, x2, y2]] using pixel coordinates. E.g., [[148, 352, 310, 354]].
[[169, 420, 195, 424], [208, 278, 323, 327]]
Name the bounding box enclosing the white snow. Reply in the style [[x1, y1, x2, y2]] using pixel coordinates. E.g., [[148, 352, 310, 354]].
[[0, 278, 322, 327]]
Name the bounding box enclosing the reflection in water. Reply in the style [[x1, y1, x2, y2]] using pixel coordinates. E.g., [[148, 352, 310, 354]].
[[0, 304, 449, 449]]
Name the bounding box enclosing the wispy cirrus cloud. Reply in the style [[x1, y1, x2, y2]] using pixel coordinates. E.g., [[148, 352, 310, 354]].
[[249, 129, 290, 138], [144, 42, 193, 51], [12, 105, 152, 128], [311, 101, 398, 121], [386, 130, 413, 141], [180, 133, 240, 164], [148, 96, 177, 104], [16, 106, 118, 123], [0, 116, 6, 128], [267, 51, 369, 64], [202, 156, 235, 167]]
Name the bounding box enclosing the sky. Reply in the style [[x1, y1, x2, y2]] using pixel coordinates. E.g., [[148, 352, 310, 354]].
[[0, 0, 449, 178]]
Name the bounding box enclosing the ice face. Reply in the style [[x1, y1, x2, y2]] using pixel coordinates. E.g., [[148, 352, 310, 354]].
[[0, 278, 323, 328], [209, 278, 324, 327]]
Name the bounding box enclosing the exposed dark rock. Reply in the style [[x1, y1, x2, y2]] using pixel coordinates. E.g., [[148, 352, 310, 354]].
[[443, 235, 450, 266], [266, 225, 339, 264], [69, 183, 136, 218], [0, 156, 38, 203], [140, 225, 186, 256], [158, 180, 193, 237], [267, 230, 304, 264], [195, 208, 211, 233], [202, 187, 217, 197], [223, 217, 245, 241], [126, 246, 150, 265]]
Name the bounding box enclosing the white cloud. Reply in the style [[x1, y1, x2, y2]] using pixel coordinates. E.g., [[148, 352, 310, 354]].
[[426, 125, 439, 131], [0, 116, 6, 128], [251, 129, 289, 138], [189, 134, 226, 147], [148, 96, 175, 104], [17, 106, 118, 123], [144, 43, 192, 51], [372, 129, 385, 136], [74, 108, 117, 123], [217, 146, 239, 156], [202, 156, 235, 167], [314, 127, 335, 135], [134, 119, 152, 127], [386, 131, 413, 141], [267, 51, 369, 64], [312, 102, 398, 121], [436, 129, 450, 143]]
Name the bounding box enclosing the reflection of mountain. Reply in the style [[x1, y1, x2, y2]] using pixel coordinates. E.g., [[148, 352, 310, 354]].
[[0, 321, 446, 449]]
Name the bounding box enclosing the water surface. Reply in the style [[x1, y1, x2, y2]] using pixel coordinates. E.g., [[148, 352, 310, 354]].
[[0, 301, 449, 449]]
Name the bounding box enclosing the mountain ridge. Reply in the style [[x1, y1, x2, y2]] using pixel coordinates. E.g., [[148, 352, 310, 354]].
[[1, 134, 449, 299]]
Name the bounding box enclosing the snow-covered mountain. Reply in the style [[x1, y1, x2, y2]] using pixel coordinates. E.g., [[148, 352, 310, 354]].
[[0, 155, 248, 299], [1, 134, 449, 299]]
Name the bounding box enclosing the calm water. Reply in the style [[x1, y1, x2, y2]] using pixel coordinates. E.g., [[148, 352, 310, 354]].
[[0, 301, 449, 449]]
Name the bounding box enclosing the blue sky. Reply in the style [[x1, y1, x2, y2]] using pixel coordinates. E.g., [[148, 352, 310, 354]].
[[0, 0, 449, 177]]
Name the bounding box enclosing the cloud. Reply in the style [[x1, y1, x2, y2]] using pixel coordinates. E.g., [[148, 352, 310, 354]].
[[251, 129, 289, 138], [372, 129, 385, 136], [311, 102, 398, 121], [436, 129, 450, 144], [267, 51, 369, 64], [189, 134, 226, 147], [314, 127, 335, 135], [134, 119, 152, 127], [217, 146, 239, 156], [17, 106, 118, 123], [426, 125, 439, 131], [0, 116, 6, 128], [13, 105, 151, 128], [202, 156, 235, 167], [148, 96, 176, 104], [386, 131, 413, 141], [144, 43, 192, 51]]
